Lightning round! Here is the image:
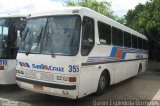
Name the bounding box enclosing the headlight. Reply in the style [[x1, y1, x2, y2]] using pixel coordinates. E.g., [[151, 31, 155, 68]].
[[56, 75, 76, 82], [57, 76, 62, 80], [17, 70, 25, 75]]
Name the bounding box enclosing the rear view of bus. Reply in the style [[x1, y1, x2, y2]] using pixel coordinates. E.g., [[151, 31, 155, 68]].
[[0, 15, 26, 84]]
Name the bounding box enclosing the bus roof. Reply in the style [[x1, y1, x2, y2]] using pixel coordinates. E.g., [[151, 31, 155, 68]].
[[28, 7, 147, 40], [0, 14, 27, 18]]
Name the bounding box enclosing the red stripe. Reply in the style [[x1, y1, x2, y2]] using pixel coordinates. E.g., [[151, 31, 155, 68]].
[[116, 49, 124, 59], [22, 62, 26, 67], [116, 49, 140, 59]]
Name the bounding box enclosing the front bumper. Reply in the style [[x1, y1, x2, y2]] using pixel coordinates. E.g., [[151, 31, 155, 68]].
[[16, 76, 78, 99]]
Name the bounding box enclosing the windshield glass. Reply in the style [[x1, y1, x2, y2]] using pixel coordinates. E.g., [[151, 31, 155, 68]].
[[0, 18, 8, 57], [19, 15, 81, 56], [19, 18, 47, 53]]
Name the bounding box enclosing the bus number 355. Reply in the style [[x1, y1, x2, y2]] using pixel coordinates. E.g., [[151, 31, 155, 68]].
[[68, 65, 79, 73]]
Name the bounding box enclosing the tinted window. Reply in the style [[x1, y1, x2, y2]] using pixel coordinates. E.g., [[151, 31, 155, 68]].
[[0, 19, 8, 58], [124, 31, 131, 47], [98, 21, 111, 45], [146, 41, 148, 50], [132, 35, 137, 48], [143, 39, 148, 50], [81, 16, 94, 56], [138, 37, 142, 49], [112, 27, 123, 46]]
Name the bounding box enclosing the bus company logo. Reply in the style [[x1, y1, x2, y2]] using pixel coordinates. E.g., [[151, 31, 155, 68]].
[[18, 61, 64, 72], [18, 62, 30, 68], [32, 64, 64, 72]]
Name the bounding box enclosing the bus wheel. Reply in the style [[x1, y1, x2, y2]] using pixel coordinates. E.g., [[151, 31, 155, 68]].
[[137, 64, 142, 76], [96, 72, 107, 95]]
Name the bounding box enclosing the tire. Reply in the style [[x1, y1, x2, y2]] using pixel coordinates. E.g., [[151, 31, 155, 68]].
[[137, 64, 142, 76], [96, 72, 108, 95]]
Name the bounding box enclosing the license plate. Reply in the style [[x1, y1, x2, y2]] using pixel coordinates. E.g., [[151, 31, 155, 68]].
[[33, 84, 43, 90]]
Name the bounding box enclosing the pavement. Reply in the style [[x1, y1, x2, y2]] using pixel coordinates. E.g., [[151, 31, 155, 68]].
[[0, 71, 160, 106]]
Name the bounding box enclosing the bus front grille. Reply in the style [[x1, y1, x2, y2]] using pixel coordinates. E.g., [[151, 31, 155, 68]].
[[25, 70, 54, 82]]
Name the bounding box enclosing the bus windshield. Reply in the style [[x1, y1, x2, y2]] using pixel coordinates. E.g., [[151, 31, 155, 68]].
[[19, 15, 81, 56], [0, 18, 8, 57]]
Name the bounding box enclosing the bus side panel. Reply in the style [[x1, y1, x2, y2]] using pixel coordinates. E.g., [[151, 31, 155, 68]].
[[78, 63, 115, 98], [0, 60, 16, 84], [142, 59, 148, 72], [78, 66, 99, 98], [114, 59, 148, 84], [113, 54, 143, 84], [142, 54, 149, 72], [114, 62, 124, 83], [101, 64, 115, 85]]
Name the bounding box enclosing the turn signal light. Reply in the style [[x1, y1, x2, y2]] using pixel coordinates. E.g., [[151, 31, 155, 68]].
[[56, 75, 77, 82], [0, 66, 4, 70], [69, 77, 76, 82]]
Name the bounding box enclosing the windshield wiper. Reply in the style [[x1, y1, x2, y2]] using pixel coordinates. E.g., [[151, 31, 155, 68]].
[[25, 27, 43, 55]]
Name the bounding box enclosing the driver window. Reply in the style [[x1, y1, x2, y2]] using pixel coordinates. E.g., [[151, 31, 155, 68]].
[[81, 16, 95, 56]]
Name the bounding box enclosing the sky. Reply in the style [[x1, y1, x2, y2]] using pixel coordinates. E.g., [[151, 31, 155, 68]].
[[102, 0, 150, 17], [0, 0, 150, 17]]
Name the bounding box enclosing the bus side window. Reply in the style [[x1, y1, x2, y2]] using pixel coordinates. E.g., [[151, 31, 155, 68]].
[[138, 37, 142, 49], [98, 21, 111, 45], [124, 31, 131, 48], [132, 35, 137, 48], [112, 26, 123, 46], [143, 39, 148, 50], [81, 16, 95, 56]]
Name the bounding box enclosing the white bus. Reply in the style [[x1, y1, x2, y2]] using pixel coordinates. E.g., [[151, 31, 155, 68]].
[[0, 15, 26, 84], [16, 7, 148, 99]]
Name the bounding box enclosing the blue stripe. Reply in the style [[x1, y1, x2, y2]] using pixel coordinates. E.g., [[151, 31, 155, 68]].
[[121, 52, 126, 59], [110, 47, 118, 57], [25, 63, 30, 68], [19, 62, 23, 67]]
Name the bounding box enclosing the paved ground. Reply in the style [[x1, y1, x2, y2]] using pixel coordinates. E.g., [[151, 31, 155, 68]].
[[0, 71, 160, 106]]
